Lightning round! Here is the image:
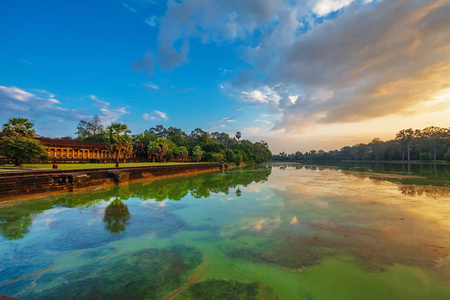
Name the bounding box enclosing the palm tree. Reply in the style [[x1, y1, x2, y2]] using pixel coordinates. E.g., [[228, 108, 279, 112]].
[[105, 123, 132, 167], [148, 138, 169, 162], [2, 117, 35, 138], [235, 131, 241, 143]]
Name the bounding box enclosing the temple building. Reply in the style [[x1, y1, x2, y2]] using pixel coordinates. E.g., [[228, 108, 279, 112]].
[[0, 136, 133, 164], [37, 138, 114, 163]]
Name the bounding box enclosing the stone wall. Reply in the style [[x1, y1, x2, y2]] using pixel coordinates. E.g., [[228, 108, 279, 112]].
[[0, 163, 225, 201]]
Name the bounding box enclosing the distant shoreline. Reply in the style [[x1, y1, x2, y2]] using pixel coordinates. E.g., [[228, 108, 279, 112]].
[[271, 160, 449, 165]]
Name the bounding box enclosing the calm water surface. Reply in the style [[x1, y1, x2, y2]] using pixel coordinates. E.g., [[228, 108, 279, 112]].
[[0, 163, 449, 299]]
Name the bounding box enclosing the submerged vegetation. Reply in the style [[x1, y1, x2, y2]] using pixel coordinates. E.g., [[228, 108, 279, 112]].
[[273, 126, 449, 163]]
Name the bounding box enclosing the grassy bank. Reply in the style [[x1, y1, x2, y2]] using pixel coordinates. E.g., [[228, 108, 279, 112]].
[[0, 162, 204, 170]]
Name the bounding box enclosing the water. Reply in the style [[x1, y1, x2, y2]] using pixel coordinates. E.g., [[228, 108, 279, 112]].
[[0, 163, 449, 299]]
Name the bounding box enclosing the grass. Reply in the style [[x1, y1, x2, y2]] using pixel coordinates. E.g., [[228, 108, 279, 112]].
[[0, 162, 204, 170]]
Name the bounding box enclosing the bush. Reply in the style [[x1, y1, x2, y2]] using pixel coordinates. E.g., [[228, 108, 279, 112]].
[[420, 152, 431, 161], [224, 149, 236, 163], [444, 150, 450, 162], [211, 153, 225, 163]]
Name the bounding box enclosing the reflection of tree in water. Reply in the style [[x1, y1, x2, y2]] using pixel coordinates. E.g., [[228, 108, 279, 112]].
[[0, 185, 123, 241], [0, 217, 32, 240], [398, 185, 450, 199], [131, 165, 272, 201], [103, 198, 130, 233], [0, 165, 272, 240]]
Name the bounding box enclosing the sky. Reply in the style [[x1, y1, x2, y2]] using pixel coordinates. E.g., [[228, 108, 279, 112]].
[[1, 0, 449, 154]]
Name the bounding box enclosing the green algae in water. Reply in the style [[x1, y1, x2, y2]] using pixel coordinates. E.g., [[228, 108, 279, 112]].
[[176, 279, 259, 300], [21, 246, 203, 300], [0, 164, 450, 299]]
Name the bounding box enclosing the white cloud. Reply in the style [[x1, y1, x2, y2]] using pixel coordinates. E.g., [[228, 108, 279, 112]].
[[312, 0, 354, 16], [144, 16, 158, 27], [219, 117, 236, 123], [0, 86, 33, 102], [137, 0, 450, 134], [100, 107, 129, 125], [143, 113, 157, 121], [222, 0, 450, 132], [154, 0, 286, 70], [122, 2, 137, 14], [154, 110, 168, 121], [143, 82, 160, 90], [0, 86, 88, 124], [143, 110, 169, 122], [90, 95, 110, 108]]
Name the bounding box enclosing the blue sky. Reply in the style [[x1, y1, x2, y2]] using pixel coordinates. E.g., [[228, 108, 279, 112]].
[[1, 0, 449, 153]]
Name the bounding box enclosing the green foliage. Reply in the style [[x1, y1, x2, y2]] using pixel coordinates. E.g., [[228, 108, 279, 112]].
[[224, 149, 236, 162], [190, 128, 211, 146], [235, 131, 242, 141], [178, 146, 188, 161], [272, 126, 449, 163], [163, 138, 178, 161], [75, 115, 105, 140], [132, 131, 157, 144], [105, 123, 132, 167], [0, 136, 49, 166], [192, 145, 204, 162], [148, 137, 169, 162], [2, 117, 35, 138], [443, 151, 450, 162], [210, 152, 225, 162], [202, 141, 225, 154]]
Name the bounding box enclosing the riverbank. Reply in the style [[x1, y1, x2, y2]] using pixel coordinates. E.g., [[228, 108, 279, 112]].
[[0, 163, 227, 202]]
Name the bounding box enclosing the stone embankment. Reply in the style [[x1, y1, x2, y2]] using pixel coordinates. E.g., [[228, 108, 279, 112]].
[[0, 163, 226, 201]]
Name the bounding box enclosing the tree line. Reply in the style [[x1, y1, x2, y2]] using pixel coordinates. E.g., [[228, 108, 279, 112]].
[[272, 126, 450, 163], [0, 116, 272, 167], [72, 116, 271, 167]]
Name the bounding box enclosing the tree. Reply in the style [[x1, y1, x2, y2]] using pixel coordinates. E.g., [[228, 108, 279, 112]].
[[422, 126, 447, 161], [178, 146, 188, 162], [395, 128, 414, 161], [105, 123, 132, 167], [149, 125, 168, 138], [369, 138, 385, 161], [88, 115, 104, 135], [235, 132, 242, 143], [2, 117, 35, 138], [190, 128, 211, 145], [0, 136, 49, 166], [75, 120, 91, 139], [76, 116, 105, 140], [148, 137, 169, 162], [192, 146, 204, 162]]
